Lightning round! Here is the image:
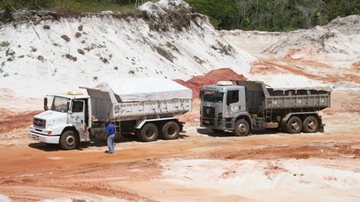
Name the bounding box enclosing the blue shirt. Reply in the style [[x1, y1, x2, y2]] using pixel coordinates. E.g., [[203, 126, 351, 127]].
[[106, 123, 116, 135]]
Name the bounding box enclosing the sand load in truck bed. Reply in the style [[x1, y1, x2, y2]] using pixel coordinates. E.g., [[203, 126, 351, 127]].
[[85, 78, 192, 121]]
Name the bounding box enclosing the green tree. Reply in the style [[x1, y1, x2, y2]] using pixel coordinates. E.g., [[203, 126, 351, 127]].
[[186, 0, 237, 30], [186, 0, 360, 31]]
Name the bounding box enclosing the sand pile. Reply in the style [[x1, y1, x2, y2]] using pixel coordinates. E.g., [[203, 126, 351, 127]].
[[139, 0, 192, 16], [325, 15, 360, 35], [0, 0, 253, 99], [265, 15, 360, 55], [221, 15, 360, 90]]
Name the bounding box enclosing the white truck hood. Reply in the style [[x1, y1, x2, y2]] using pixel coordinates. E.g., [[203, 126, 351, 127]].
[[34, 110, 68, 128]]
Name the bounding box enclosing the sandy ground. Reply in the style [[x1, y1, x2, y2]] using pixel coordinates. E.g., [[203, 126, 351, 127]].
[[0, 92, 359, 201]]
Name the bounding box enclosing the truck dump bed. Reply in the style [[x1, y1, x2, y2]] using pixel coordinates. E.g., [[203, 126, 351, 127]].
[[234, 80, 331, 113], [85, 78, 192, 121], [265, 87, 330, 111]]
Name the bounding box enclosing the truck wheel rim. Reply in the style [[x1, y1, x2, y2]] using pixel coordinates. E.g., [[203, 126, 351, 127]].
[[308, 121, 316, 130], [167, 126, 175, 135], [238, 123, 247, 133], [66, 136, 75, 145], [146, 129, 155, 137], [291, 121, 300, 131]]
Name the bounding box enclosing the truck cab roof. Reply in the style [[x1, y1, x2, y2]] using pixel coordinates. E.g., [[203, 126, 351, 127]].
[[56, 89, 90, 99], [201, 84, 243, 92]]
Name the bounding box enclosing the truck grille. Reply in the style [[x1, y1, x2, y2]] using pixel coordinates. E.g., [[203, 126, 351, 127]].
[[202, 106, 215, 118], [33, 118, 46, 128]]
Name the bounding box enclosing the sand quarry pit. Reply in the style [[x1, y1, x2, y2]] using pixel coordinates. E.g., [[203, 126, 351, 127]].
[[0, 9, 359, 202], [0, 92, 360, 201]]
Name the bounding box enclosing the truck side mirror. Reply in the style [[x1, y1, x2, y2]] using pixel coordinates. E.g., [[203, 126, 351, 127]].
[[199, 90, 204, 99], [43, 97, 49, 111]]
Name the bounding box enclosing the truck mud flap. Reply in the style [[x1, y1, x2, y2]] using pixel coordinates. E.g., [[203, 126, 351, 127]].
[[179, 121, 186, 133], [319, 124, 325, 132]]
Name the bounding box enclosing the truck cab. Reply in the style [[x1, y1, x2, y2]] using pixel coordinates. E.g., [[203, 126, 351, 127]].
[[200, 81, 250, 135], [29, 90, 91, 149]]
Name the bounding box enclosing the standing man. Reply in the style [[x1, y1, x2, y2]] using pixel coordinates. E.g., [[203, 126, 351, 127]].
[[105, 119, 116, 154]]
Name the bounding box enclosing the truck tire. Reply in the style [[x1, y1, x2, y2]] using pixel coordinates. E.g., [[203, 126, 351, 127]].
[[286, 116, 302, 134], [303, 116, 319, 133], [59, 130, 79, 150], [161, 121, 180, 140], [234, 119, 250, 136], [138, 123, 159, 142]]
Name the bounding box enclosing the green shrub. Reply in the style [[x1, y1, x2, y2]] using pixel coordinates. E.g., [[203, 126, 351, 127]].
[[0, 0, 14, 11], [185, 0, 360, 31], [52, 0, 81, 14]]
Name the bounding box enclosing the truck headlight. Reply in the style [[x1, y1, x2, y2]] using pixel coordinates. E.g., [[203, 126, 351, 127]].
[[44, 129, 52, 135]]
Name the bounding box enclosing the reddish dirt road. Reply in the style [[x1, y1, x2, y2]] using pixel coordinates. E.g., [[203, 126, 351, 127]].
[[1, 131, 360, 201]]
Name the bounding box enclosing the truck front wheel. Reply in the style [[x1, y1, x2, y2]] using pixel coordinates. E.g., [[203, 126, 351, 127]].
[[59, 130, 79, 150], [286, 116, 302, 134], [234, 119, 250, 136], [303, 116, 319, 133], [161, 121, 180, 140], [138, 123, 159, 142]]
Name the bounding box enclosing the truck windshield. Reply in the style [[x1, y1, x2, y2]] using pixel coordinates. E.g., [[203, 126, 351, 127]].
[[50, 96, 70, 113], [203, 90, 224, 103]]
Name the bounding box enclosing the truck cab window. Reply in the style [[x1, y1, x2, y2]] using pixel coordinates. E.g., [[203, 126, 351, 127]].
[[72, 100, 84, 113], [50, 96, 70, 113], [203, 91, 224, 103], [227, 90, 239, 105]]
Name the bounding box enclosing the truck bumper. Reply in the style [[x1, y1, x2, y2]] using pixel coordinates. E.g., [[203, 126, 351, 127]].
[[28, 131, 60, 144], [200, 117, 231, 130]]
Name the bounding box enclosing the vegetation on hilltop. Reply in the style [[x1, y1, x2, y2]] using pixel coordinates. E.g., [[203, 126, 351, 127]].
[[0, 0, 140, 14], [186, 0, 360, 31], [1, 0, 359, 31]]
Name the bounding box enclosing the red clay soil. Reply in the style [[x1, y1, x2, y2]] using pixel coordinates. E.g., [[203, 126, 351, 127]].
[[210, 143, 360, 160], [175, 68, 246, 98], [353, 61, 360, 71], [282, 48, 319, 60], [260, 60, 360, 84], [0, 109, 40, 133], [250, 61, 282, 74]]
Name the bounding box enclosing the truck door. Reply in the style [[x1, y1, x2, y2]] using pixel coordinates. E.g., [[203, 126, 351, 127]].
[[226, 90, 241, 116], [70, 100, 89, 141]]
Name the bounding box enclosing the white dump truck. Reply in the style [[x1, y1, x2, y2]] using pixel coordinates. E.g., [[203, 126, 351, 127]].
[[29, 78, 192, 149]]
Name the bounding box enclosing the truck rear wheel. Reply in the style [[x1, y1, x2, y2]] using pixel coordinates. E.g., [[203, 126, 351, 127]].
[[286, 116, 302, 134], [59, 130, 79, 150], [303, 116, 319, 133], [138, 123, 159, 142], [234, 119, 250, 136], [161, 121, 180, 140]]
